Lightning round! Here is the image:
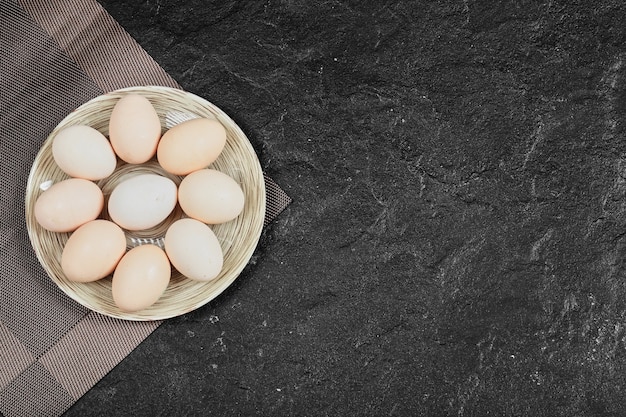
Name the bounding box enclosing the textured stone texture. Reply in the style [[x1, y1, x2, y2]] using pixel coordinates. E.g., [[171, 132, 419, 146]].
[[63, 1, 626, 415]]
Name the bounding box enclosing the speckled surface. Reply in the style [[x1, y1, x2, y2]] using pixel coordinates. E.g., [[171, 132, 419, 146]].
[[63, 1, 626, 415]]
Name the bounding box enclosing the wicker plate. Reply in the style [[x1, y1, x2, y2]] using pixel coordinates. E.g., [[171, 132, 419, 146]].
[[25, 86, 266, 321]]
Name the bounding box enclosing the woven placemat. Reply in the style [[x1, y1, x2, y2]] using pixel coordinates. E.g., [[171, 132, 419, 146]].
[[0, 1, 291, 416]]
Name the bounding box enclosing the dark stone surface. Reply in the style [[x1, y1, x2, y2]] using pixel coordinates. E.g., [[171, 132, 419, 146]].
[[64, 1, 626, 415]]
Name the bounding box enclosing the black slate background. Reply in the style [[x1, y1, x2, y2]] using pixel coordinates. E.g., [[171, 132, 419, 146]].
[[64, 1, 626, 416]]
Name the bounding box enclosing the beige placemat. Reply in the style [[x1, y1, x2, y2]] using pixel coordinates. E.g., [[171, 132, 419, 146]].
[[0, 1, 291, 416]]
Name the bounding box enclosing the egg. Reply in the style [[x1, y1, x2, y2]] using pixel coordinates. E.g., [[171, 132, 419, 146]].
[[108, 94, 161, 164], [61, 220, 126, 282], [107, 173, 177, 231], [112, 244, 171, 312], [164, 218, 223, 282], [34, 178, 104, 232], [178, 169, 244, 224], [52, 125, 117, 180], [157, 118, 226, 175]]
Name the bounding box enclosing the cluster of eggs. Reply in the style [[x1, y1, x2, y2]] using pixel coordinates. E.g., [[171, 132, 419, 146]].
[[33, 94, 244, 312]]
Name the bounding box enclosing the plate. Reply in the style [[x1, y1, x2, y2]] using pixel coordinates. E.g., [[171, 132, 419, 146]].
[[25, 86, 266, 320]]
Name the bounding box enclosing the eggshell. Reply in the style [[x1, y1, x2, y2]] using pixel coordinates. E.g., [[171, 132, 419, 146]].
[[107, 173, 177, 231], [178, 169, 244, 224], [112, 244, 171, 312], [157, 118, 226, 175], [34, 178, 104, 232], [164, 218, 223, 282], [52, 125, 117, 180], [108, 94, 162, 164], [61, 220, 126, 282]]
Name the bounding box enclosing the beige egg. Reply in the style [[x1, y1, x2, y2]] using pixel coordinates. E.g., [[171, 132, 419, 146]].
[[164, 218, 223, 282], [112, 244, 171, 312], [178, 169, 244, 224], [52, 125, 117, 180], [34, 178, 104, 232], [108, 94, 162, 164], [157, 118, 226, 176], [107, 173, 177, 231], [61, 220, 126, 282]]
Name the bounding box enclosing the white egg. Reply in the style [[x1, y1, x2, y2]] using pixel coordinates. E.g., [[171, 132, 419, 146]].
[[52, 125, 117, 180], [107, 173, 177, 231], [164, 218, 223, 282]]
